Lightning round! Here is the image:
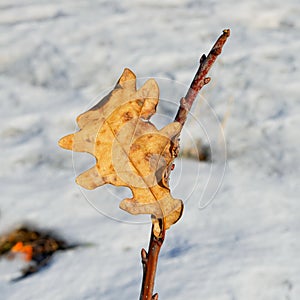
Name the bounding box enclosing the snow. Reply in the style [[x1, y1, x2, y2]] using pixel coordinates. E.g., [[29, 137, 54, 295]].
[[0, 0, 299, 299]]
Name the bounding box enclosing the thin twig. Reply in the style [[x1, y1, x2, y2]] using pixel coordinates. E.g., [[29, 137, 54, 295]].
[[139, 29, 230, 300], [175, 29, 230, 126], [139, 225, 165, 300]]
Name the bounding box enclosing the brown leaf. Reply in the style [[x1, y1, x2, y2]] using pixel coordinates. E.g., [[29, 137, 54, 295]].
[[59, 68, 183, 236]]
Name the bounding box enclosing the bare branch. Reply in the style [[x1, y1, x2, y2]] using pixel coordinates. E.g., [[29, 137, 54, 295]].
[[175, 29, 230, 126], [139, 226, 165, 300], [139, 29, 230, 300]]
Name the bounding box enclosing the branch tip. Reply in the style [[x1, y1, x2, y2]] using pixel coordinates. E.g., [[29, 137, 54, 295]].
[[223, 28, 230, 37], [174, 28, 230, 126]]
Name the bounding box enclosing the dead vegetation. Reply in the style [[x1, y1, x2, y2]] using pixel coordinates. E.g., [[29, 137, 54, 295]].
[[0, 225, 78, 281]]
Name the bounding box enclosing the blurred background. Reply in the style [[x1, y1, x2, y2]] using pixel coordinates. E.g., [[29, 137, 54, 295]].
[[0, 0, 299, 299]]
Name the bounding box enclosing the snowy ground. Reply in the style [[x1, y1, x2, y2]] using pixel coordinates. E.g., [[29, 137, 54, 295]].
[[0, 0, 299, 299]]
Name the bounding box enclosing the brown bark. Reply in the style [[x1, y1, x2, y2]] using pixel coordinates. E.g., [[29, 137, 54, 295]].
[[139, 29, 230, 300], [175, 29, 230, 126], [139, 225, 165, 300]]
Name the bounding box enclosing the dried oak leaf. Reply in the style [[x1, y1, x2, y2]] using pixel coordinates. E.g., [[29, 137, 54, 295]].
[[59, 68, 183, 237]]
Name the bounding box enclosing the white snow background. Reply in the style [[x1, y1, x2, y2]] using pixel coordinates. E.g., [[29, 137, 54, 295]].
[[0, 0, 299, 299]]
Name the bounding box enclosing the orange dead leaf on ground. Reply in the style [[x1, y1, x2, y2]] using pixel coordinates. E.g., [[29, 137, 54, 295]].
[[59, 69, 183, 237], [11, 242, 33, 262]]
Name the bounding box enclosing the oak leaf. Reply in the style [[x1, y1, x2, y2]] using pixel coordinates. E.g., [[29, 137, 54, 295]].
[[59, 68, 183, 237]]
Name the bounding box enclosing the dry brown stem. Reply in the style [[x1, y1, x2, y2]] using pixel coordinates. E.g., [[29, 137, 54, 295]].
[[175, 29, 230, 126], [139, 29, 230, 300], [139, 225, 165, 300]]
